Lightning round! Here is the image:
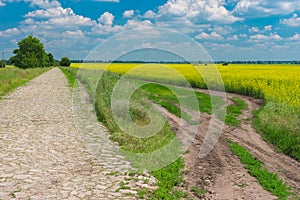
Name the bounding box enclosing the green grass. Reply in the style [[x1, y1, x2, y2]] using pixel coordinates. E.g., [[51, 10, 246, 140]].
[[0, 67, 50, 98], [142, 83, 247, 127], [190, 186, 206, 197], [141, 83, 223, 125], [106, 171, 119, 176], [116, 181, 131, 192], [225, 97, 247, 126], [93, 73, 177, 154], [228, 140, 291, 200], [149, 158, 187, 200], [142, 83, 224, 114], [59, 67, 78, 87], [137, 189, 149, 199], [253, 103, 300, 161], [148, 94, 192, 123], [10, 189, 21, 198]]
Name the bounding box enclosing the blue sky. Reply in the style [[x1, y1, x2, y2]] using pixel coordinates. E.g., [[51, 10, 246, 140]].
[[0, 0, 300, 61]]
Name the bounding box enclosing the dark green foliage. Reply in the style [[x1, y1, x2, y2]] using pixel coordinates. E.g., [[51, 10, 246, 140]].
[[60, 57, 71, 67], [9, 36, 53, 68], [48, 53, 58, 66]]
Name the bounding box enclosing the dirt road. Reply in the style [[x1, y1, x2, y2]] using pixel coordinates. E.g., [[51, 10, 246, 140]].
[[160, 89, 300, 199]]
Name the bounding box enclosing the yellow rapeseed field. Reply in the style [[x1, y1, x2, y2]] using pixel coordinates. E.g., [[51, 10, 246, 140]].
[[71, 63, 300, 107]]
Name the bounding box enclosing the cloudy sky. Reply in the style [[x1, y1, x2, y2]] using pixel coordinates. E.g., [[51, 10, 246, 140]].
[[1, 0, 300, 61]]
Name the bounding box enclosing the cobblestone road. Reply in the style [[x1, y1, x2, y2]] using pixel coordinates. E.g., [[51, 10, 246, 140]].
[[0, 68, 151, 199]]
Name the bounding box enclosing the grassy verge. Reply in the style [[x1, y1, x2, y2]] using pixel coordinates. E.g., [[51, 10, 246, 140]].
[[59, 67, 78, 87], [228, 140, 291, 200], [225, 97, 247, 126], [0, 67, 51, 98], [253, 103, 300, 161], [142, 83, 195, 123], [95, 71, 187, 198], [94, 72, 176, 153], [61, 68, 187, 199]]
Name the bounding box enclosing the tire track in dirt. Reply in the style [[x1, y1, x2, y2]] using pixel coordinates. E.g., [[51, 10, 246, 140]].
[[197, 89, 300, 196], [158, 89, 300, 199], [221, 92, 300, 197]]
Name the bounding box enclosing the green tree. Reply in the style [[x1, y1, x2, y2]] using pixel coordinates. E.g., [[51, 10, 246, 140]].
[[48, 53, 58, 66], [60, 57, 71, 67], [9, 35, 51, 69]]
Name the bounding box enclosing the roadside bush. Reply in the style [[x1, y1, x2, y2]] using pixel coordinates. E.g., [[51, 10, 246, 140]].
[[60, 57, 71, 67]]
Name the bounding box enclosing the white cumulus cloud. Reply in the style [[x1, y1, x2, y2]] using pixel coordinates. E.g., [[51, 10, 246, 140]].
[[123, 10, 134, 18], [62, 30, 84, 38], [264, 25, 272, 31], [91, 18, 152, 35], [287, 33, 300, 41], [25, 7, 96, 27], [195, 31, 224, 40], [233, 0, 300, 16], [0, 28, 20, 37], [91, 24, 124, 35], [27, 0, 61, 9], [98, 12, 115, 25], [249, 33, 282, 41], [249, 27, 259, 33], [1, 0, 61, 8], [157, 0, 243, 24], [227, 35, 239, 40], [124, 19, 153, 29], [143, 10, 156, 19], [280, 14, 300, 27]]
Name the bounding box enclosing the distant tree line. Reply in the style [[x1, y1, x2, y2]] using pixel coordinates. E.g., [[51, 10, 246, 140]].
[[215, 61, 300, 64], [70, 60, 300, 64]]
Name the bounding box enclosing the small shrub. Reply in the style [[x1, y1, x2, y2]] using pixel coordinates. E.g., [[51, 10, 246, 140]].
[[60, 57, 71, 67]]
